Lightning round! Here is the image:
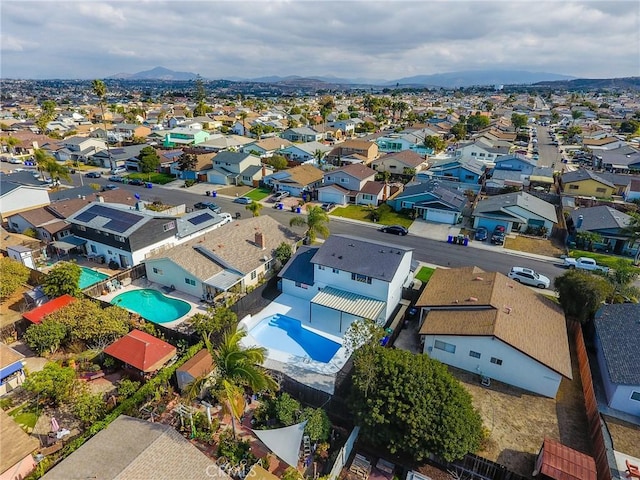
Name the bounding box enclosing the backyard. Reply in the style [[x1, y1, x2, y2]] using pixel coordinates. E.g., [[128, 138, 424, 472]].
[[330, 204, 413, 228]]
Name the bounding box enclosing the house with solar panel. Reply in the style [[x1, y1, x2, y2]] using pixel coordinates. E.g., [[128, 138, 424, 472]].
[[91, 144, 146, 171], [66, 201, 232, 268]]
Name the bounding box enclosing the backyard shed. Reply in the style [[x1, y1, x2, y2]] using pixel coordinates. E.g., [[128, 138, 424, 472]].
[[175, 348, 214, 392], [533, 437, 596, 480], [22, 294, 77, 324], [103, 329, 176, 380]]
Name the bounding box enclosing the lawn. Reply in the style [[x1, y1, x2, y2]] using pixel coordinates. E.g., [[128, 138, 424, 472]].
[[245, 187, 273, 201], [415, 266, 435, 283], [330, 205, 413, 228], [503, 235, 566, 258], [9, 403, 40, 432], [126, 172, 175, 185], [567, 249, 640, 271]]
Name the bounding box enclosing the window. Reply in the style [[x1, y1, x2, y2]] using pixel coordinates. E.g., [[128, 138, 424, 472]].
[[332, 268, 339, 274], [78, 225, 86, 231], [351, 273, 372, 284], [185, 278, 196, 286], [295, 282, 308, 289], [490, 357, 503, 365], [251, 271, 257, 280], [469, 351, 481, 359], [595, 187, 606, 193], [340, 177, 348, 184], [569, 185, 579, 190], [465, 175, 475, 181], [318, 265, 325, 270], [631, 391, 640, 402], [479, 153, 485, 157], [116, 236, 125, 242], [471, 152, 477, 156], [434, 340, 456, 354], [90, 245, 97, 253], [153, 267, 163, 275], [163, 221, 175, 232]]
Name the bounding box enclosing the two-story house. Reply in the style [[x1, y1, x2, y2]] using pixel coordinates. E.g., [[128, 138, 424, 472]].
[[371, 150, 428, 175], [112, 123, 152, 142], [316, 164, 383, 206], [278, 234, 413, 335], [454, 140, 510, 164], [54, 136, 107, 164], [206, 151, 271, 187], [329, 119, 356, 137], [281, 127, 323, 143], [326, 140, 379, 165], [163, 127, 210, 148], [426, 157, 486, 184], [561, 169, 616, 198]]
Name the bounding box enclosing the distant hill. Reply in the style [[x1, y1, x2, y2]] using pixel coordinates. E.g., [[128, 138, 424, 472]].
[[108, 66, 199, 81], [533, 77, 640, 90], [390, 70, 576, 88]]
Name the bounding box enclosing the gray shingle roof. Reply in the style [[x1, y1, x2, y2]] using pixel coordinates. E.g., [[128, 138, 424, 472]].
[[569, 205, 632, 231], [594, 304, 640, 385], [310, 234, 412, 282], [279, 245, 318, 285], [474, 191, 558, 223], [561, 168, 615, 188]]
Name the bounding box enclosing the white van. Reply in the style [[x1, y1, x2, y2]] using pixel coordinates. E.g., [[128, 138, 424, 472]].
[[111, 167, 127, 175]]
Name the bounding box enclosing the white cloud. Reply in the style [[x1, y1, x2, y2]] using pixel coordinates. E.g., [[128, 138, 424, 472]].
[[0, 34, 38, 52]]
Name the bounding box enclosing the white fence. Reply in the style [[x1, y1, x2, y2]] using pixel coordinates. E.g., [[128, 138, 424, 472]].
[[326, 426, 360, 480]]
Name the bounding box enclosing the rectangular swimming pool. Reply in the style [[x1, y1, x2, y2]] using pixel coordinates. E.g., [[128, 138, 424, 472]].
[[249, 314, 341, 363], [79, 266, 109, 289]]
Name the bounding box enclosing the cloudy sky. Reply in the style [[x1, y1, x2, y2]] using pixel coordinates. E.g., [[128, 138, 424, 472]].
[[1, 1, 638, 81]]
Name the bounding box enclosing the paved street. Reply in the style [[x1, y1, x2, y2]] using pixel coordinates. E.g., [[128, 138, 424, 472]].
[[535, 125, 563, 168]]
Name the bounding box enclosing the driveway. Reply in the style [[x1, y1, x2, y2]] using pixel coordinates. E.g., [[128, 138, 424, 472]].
[[408, 218, 460, 241]]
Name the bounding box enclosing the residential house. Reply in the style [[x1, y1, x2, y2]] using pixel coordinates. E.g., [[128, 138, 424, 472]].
[[583, 136, 625, 150], [103, 330, 176, 380], [91, 144, 146, 171], [594, 146, 640, 173], [329, 119, 356, 137], [0, 180, 50, 223], [597, 171, 640, 196], [162, 127, 210, 148], [316, 164, 380, 206], [198, 134, 254, 153], [473, 191, 558, 235], [624, 179, 640, 202], [493, 154, 537, 175], [568, 206, 638, 256], [263, 164, 324, 197], [417, 266, 572, 398], [561, 169, 615, 198], [280, 141, 332, 163], [175, 349, 214, 393], [241, 137, 293, 157], [593, 304, 640, 417], [145, 216, 300, 300], [0, 343, 26, 396], [281, 127, 323, 143], [0, 410, 39, 480], [371, 150, 428, 175], [388, 180, 466, 224], [454, 140, 510, 163], [486, 155, 542, 193], [53, 136, 107, 164], [0, 132, 58, 157], [375, 129, 437, 156], [169, 151, 214, 182], [23, 294, 77, 325], [42, 415, 227, 480], [112, 123, 152, 142], [206, 151, 270, 187], [278, 234, 413, 335], [66, 202, 231, 268], [326, 139, 379, 165], [426, 157, 486, 184]]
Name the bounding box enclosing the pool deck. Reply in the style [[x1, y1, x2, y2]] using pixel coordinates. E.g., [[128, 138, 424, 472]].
[[95, 279, 209, 330]]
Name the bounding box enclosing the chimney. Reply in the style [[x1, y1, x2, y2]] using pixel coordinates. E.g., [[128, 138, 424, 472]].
[[576, 215, 584, 228], [262, 165, 266, 177], [255, 231, 266, 250], [96, 194, 104, 203]]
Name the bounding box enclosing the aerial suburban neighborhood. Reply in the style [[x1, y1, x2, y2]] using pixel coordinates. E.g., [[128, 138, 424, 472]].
[[1, 3, 640, 479]]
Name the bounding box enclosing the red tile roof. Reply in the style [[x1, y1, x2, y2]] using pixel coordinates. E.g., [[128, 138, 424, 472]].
[[23, 294, 77, 324], [103, 329, 176, 373], [539, 438, 596, 480]]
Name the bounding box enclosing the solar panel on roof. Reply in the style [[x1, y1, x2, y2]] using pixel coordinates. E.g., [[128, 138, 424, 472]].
[[188, 213, 213, 225], [75, 210, 96, 222], [110, 148, 126, 154]]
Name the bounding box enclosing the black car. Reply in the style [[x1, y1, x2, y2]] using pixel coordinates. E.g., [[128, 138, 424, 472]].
[[102, 184, 118, 191], [128, 178, 145, 186], [491, 226, 506, 245], [84, 171, 101, 178], [194, 202, 222, 213], [474, 227, 488, 241], [379, 225, 408, 236]]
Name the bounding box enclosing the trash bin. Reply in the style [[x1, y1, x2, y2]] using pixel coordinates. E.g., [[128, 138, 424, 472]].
[[145, 182, 152, 189], [463, 237, 469, 246], [205, 191, 211, 196], [278, 203, 283, 210], [212, 191, 217, 198], [296, 207, 301, 213], [447, 235, 453, 243], [452, 236, 458, 244]]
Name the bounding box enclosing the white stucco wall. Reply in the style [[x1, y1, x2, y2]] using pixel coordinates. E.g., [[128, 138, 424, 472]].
[[422, 334, 563, 398], [144, 258, 204, 298], [609, 384, 640, 417]]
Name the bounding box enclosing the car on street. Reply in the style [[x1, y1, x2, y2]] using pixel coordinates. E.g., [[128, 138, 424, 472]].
[[109, 175, 124, 182], [491, 226, 506, 245], [508, 267, 550, 289], [272, 191, 290, 202], [474, 227, 488, 241], [102, 184, 118, 191], [321, 202, 335, 211], [233, 196, 252, 204], [194, 202, 222, 213], [110, 167, 127, 175], [379, 225, 408, 236], [128, 178, 145, 186], [85, 171, 102, 178], [8, 158, 22, 164]]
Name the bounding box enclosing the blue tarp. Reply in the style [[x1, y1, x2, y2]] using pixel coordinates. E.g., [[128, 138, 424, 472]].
[[0, 361, 23, 380]]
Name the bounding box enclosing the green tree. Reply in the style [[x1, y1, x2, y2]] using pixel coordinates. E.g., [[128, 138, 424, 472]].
[[423, 135, 446, 153], [350, 347, 484, 462], [116, 378, 141, 398], [238, 111, 249, 136], [274, 242, 293, 266], [193, 77, 209, 117], [3, 135, 20, 155], [300, 407, 330, 442], [72, 391, 106, 426], [191, 306, 238, 344], [554, 269, 613, 323], [137, 146, 160, 174], [23, 362, 77, 406], [605, 259, 640, 303], [571, 109, 583, 125], [265, 155, 288, 171], [23, 320, 68, 355], [274, 392, 301, 426], [250, 123, 264, 140], [289, 106, 302, 115], [245, 201, 263, 217], [466, 113, 490, 132], [313, 149, 326, 164], [450, 122, 467, 140], [92, 79, 113, 168], [511, 113, 528, 131], [0, 257, 30, 300], [177, 151, 198, 172], [289, 205, 330, 244], [566, 125, 582, 139], [42, 261, 82, 298]]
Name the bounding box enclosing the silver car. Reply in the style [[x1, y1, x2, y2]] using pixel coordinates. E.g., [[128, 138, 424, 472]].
[[508, 267, 550, 289]]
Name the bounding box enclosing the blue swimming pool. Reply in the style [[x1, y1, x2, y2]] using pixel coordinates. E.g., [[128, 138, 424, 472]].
[[79, 266, 109, 289], [111, 289, 191, 323], [249, 314, 341, 363]]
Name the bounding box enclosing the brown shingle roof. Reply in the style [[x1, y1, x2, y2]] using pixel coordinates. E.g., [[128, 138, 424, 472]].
[[583, 136, 619, 146], [47, 191, 138, 218], [279, 164, 324, 187], [0, 409, 39, 474], [332, 163, 376, 180], [378, 150, 426, 168], [176, 349, 213, 378], [13, 208, 57, 226], [253, 137, 293, 150], [360, 180, 385, 195], [0, 343, 24, 369], [417, 267, 572, 378]]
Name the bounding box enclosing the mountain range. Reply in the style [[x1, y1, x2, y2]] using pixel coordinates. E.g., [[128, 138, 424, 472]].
[[108, 66, 579, 88]]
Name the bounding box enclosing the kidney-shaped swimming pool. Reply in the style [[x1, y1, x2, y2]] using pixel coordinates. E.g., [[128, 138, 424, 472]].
[[111, 289, 191, 323]]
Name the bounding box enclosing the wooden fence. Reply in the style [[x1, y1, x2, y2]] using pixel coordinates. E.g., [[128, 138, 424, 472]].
[[570, 321, 613, 480]]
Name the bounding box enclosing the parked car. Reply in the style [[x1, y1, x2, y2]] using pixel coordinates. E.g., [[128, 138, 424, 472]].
[[8, 158, 22, 164], [272, 191, 290, 202], [194, 202, 222, 213], [491, 226, 506, 245], [563, 257, 609, 272], [110, 167, 127, 175], [379, 225, 408, 236], [508, 267, 550, 289], [474, 227, 488, 241], [102, 184, 118, 191], [321, 202, 335, 212], [109, 175, 124, 182], [233, 196, 252, 204], [85, 171, 102, 178], [128, 178, 145, 186]]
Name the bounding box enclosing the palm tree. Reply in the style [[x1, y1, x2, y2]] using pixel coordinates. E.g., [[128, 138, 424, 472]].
[[245, 201, 263, 217], [92, 79, 113, 169], [571, 109, 583, 125], [238, 111, 248, 136], [3, 136, 20, 156], [313, 149, 325, 165], [34, 148, 70, 185], [207, 327, 277, 438], [289, 205, 330, 244]]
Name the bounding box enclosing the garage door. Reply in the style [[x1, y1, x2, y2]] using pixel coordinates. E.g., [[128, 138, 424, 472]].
[[319, 191, 345, 205], [425, 209, 457, 224], [477, 219, 509, 233]]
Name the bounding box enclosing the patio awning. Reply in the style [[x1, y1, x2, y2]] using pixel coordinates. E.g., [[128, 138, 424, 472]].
[[51, 235, 86, 251], [311, 286, 386, 320], [252, 421, 307, 468], [0, 361, 24, 380], [204, 270, 243, 291]]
